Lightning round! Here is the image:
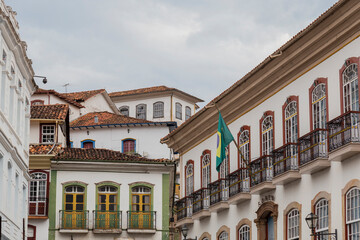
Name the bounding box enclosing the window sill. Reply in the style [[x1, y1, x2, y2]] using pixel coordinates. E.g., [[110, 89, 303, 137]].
[[127, 229, 156, 234], [59, 229, 89, 234], [93, 229, 122, 234], [28, 216, 48, 220]]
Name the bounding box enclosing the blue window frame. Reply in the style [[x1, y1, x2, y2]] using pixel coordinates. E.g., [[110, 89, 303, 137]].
[[81, 139, 95, 149], [122, 139, 136, 153]]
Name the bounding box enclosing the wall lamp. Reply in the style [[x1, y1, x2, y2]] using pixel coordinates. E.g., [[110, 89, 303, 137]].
[[305, 213, 337, 239], [181, 225, 197, 240], [34, 75, 47, 84]]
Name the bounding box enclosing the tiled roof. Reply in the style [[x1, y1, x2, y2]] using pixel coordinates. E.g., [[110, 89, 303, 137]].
[[52, 148, 172, 163], [34, 89, 84, 108], [70, 111, 152, 127], [109, 85, 204, 102], [62, 89, 105, 102], [31, 104, 69, 120], [29, 144, 62, 155]]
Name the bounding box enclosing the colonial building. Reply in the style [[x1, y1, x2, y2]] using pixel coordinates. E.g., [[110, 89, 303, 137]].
[[48, 148, 175, 240], [28, 104, 70, 239], [162, 0, 360, 239], [109, 86, 203, 126], [0, 1, 37, 239]]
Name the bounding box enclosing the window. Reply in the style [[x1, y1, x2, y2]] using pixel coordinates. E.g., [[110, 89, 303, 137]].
[[185, 106, 191, 120], [119, 106, 129, 116], [2, 50, 6, 62], [283, 97, 299, 144], [343, 62, 359, 112], [136, 104, 146, 120], [287, 209, 299, 240], [130, 185, 154, 229], [219, 231, 229, 240], [220, 146, 229, 178], [31, 100, 44, 106], [311, 80, 327, 129], [201, 150, 211, 188], [238, 126, 250, 168], [238, 225, 250, 240], [315, 198, 329, 239], [153, 102, 164, 118], [185, 161, 194, 196], [29, 171, 48, 216], [122, 139, 135, 153], [95, 185, 120, 230], [81, 139, 95, 149], [41, 124, 55, 143], [346, 188, 360, 239], [176, 102, 182, 120], [261, 112, 274, 156], [62, 185, 87, 229], [27, 225, 36, 240]]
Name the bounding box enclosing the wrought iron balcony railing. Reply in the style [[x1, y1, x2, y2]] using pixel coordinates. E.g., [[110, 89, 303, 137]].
[[228, 169, 250, 198], [250, 155, 273, 187], [29, 197, 48, 216], [209, 178, 228, 205], [175, 196, 193, 221], [191, 188, 209, 214], [59, 210, 89, 230], [273, 143, 299, 177], [299, 128, 328, 165], [93, 210, 121, 230], [328, 111, 360, 152], [127, 211, 156, 230]]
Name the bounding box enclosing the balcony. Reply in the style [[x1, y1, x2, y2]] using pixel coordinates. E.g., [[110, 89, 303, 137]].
[[328, 111, 360, 161], [272, 143, 301, 185], [59, 210, 89, 233], [227, 169, 251, 205], [29, 197, 48, 218], [175, 197, 193, 227], [299, 129, 330, 174], [127, 211, 156, 234], [191, 188, 210, 220], [250, 155, 275, 194], [93, 210, 122, 233], [209, 179, 229, 212]]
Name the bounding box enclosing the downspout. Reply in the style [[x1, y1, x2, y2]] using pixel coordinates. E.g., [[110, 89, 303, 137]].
[[170, 94, 173, 121]]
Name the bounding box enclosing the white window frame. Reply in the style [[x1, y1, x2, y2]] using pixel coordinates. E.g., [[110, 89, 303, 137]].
[[220, 146, 229, 178], [219, 231, 229, 240], [315, 198, 329, 237], [185, 162, 194, 196], [343, 63, 359, 112], [285, 101, 298, 144], [153, 102, 164, 118], [185, 106, 191, 120], [29, 172, 47, 216], [176, 102, 182, 120], [238, 225, 250, 240], [346, 188, 360, 240], [287, 209, 299, 240], [312, 84, 327, 129], [41, 124, 55, 143], [136, 104, 147, 120], [239, 130, 250, 168], [119, 106, 129, 116], [262, 116, 273, 155], [201, 153, 210, 188]]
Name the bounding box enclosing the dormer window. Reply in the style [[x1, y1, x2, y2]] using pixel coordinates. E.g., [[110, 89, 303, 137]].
[[40, 124, 55, 143], [94, 116, 98, 123], [31, 100, 44, 106], [136, 104, 146, 120]]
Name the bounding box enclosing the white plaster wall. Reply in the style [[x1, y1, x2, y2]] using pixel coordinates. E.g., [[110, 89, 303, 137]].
[[30, 122, 67, 146], [28, 219, 49, 239], [80, 94, 115, 115], [178, 34, 360, 239], [70, 126, 171, 159], [54, 170, 166, 240]]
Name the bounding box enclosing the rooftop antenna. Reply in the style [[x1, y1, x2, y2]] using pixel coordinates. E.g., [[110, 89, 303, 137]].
[[63, 83, 70, 93]]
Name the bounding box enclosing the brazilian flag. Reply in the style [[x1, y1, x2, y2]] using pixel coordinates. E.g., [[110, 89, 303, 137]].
[[216, 112, 234, 171]]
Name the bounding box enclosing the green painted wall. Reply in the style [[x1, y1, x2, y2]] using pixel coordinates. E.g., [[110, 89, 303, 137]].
[[48, 170, 57, 240], [162, 174, 170, 240]]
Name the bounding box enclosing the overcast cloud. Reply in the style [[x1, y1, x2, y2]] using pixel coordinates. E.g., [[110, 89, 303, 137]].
[[8, 0, 335, 106]]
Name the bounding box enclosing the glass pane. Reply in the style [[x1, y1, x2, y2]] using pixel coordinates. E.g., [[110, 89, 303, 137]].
[[109, 204, 116, 211], [65, 194, 73, 203], [76, 204, 83, 211], [99, 204, 106, 211], [65, 204, 73, 211], [133, 195, 139, 204], [99, 195, 106, 203], [143, 195, 150, 203], [144, 205, 150, 211], [109, 195, 116, 203], [76, 195, 84, 203]]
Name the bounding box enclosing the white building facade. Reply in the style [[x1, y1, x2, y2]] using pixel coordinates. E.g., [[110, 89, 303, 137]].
[[0, 1, 36, 239], [162, 1, 360, 239]]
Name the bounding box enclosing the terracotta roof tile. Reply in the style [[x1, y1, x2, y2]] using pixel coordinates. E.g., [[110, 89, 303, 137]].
[[31, 104, 69, 120], [70, 111, 152, 127], [29, 144, 62, 155], [109, 85, 204, 102], [62, 89, 105, 102], [52, 148, 171, 163], [34, 89, 84, 108]]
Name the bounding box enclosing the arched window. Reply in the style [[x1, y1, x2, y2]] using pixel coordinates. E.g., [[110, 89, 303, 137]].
[[185, 106, 192, 120], [81, 139, 95, 149], [343, 63, 359, 112], [283, 97, 299, 144], [31, 99, 44, 106], [201, 151, 211, 188], [220, 146, 229, 178], [95, 185, 119, 230], [311, 82, 327, 129], [130, 185, 154, 229], [346, 188, 360, 239], [219, 231, 229, 240], [176, 102, 182, 120], [98, 185, 118, 211], [136, 104, 147, 120], [185, 161, 194, 196], [119, 106, 129, 116], [261, 113, 274, 156], [287, 209, 299, 240], [315, 198, 328, 237], [238, 225, 250, 240], [29, 171, 48, 216], [153, 102, 164, 118], [122, 139, 135, 153], [238, 126, 250, 168], [62, 184, 86, 229]]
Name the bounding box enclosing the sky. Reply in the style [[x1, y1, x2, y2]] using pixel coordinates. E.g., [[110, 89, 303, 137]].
[[8, 0, 335, 107]]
